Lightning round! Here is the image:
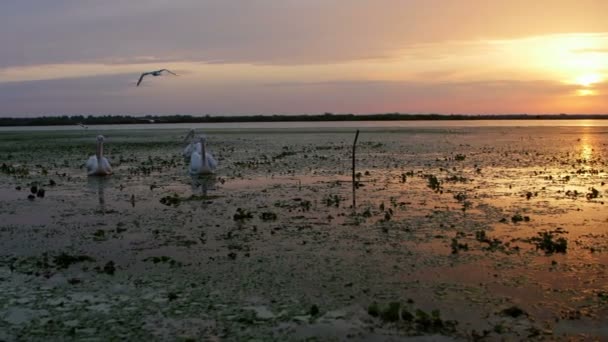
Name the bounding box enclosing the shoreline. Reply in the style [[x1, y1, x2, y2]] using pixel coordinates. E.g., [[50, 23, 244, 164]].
[[2, 113, 608, 127]]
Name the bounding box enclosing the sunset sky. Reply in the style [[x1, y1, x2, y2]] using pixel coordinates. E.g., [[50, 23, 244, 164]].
[[1, 0, 607, 116]]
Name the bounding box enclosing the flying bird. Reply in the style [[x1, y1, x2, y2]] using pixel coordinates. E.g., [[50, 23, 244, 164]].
[[86, 135, 113, 176], [136, 69, 178, 86]]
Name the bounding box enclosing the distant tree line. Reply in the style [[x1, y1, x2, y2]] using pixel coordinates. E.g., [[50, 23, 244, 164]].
[[0, 113, 607, 126]]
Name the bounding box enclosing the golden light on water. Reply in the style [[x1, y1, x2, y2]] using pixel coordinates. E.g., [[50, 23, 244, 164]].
[[579, 126, 595, 161], [580, 143, 593, 161]]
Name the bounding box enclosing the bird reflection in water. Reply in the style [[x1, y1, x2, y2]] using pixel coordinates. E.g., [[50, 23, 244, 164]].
[[191, 175, 218, 197], [88, 177, 111, 213]]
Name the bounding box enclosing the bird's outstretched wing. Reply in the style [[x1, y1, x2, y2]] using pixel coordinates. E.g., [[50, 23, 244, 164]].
[[160, 69, 178, 76], [136, 73, 148, 86]]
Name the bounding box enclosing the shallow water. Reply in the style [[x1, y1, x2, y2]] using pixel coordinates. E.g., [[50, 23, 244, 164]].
[[0, 126, 607, 340]]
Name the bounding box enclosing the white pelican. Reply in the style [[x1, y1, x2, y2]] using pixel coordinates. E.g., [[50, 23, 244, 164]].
[[136, 69, 178, 86], [190, 135, 217, 175], [86, 135, 113, 176]]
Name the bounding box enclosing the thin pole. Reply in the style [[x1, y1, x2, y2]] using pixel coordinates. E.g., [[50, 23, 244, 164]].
[[352, 129, 360, 209]]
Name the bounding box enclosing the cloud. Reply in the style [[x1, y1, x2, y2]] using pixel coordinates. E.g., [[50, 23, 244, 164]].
[[571, 48, 608, 54], [2, 0, 608, 68]]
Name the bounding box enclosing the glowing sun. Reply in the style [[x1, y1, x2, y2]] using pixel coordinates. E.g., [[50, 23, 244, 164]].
[[575, 74, 602, 87]]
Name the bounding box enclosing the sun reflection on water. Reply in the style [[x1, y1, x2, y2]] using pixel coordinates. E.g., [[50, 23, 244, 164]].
[[580, 143, 593, 161], [577, 126, 596, 161]]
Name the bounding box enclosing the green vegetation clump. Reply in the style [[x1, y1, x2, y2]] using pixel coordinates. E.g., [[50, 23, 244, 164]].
[[426, 174, 442, 192], [161, 194, 220, 207], [475, 230, 505, 252], [323, 194, 341, 207], [366, 302, 457, 334], [500, 306, 527, 318], [586, 187, 600, 199], [260, 212, 277, 221], [0, 163, 29, 177], [367, 303, 380, 317], [531, 231, 568, 254], [451, 238, 469, 254], [309, 304, 320, 316], [234, 208, 254, 221], [381, 302, 401, 322], [511, 214, 530, 223], [272, 150, 297, 161], [160, 194, 181, 207], [454, 193, 467, 202], [144, 256, 183, 267], [53, 253, 95, 269]]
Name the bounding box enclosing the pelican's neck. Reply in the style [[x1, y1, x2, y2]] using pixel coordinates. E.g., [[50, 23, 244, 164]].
[[96, 140, 103, 160], [200, 139, 207, 167], [184, 130, 195, 145]]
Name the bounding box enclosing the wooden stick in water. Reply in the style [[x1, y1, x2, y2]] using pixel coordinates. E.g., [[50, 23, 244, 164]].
[[352, 129, 360, 209]]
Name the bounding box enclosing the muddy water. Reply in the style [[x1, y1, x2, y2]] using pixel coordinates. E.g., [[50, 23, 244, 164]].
[[0, 126, 607, 340]]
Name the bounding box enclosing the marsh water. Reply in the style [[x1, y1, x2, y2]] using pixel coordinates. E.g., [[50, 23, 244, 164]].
[[0, 121, 607, 340]]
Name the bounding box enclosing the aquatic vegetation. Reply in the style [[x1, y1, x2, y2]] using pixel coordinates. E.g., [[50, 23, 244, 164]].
[[0, 163, 29, 177], [367, 302, 380, 317], [586, 187, 600, 200], [445, 175, 468, 183], [53, 253, 95, 269], [475, 230, 507, 252], [451, 237, 469, 254], [309, 304, 320, 316], [159, 194, 181, 207], [425, 174, 442, 193], [92, 229, 106, 241], [511, 214, 530, 223], [367, 302, 457, 334], [160, 193, 219, 207], [500, 306, 527, 318], [529, 230, 568, 254], [143, 256, 183, 267], [380, 208, 393, 223], [95, 261, 116, 275], [272, 150, 297, 161], [323, 194, 341, 207], [381, 302, 401, 322], [233, 208, 254, 221], [414, 309, 457, 334], [259, 212, 278, 221]]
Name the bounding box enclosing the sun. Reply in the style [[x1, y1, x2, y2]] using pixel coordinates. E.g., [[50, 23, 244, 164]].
[[575, 74, 602, 87]]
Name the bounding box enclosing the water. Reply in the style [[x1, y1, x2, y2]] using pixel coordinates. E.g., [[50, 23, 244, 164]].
[[2, 119, 608, 131], [1, 125, 607, 340]]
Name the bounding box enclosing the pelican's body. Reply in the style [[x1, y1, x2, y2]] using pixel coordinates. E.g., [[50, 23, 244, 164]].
[[86, 135, 112, 176], [190, 136, 217, 175], [136, 69, 177, 86]]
